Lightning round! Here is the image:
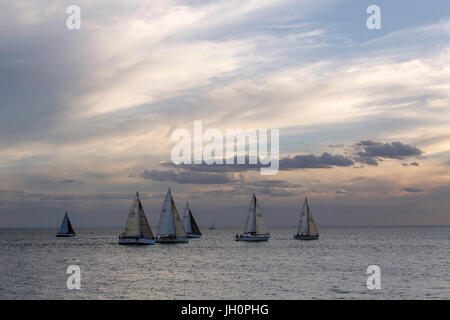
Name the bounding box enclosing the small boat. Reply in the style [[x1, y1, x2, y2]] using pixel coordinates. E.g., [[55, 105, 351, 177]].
[[235, 193, 270, 241], [56, 211, 76, 237], [156, 189, 189, 243], [119, 192, 155, 245], [294, 197, 319, 240], [182, 202, 202, 238], [209, 220, 216, 230]]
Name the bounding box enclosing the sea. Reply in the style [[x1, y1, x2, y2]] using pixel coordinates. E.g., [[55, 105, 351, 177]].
[[0, 226, 448, 299]]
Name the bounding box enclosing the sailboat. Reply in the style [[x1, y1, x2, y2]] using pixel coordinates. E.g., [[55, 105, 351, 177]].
[[235, 193, 270, 241], [182, 202, 202, 238], [294, 197, 319, 240], [156, 188, 189, 243], [119, 192, 155, 245], [209, 220, 216, 230], [56, 211, 76, 237]]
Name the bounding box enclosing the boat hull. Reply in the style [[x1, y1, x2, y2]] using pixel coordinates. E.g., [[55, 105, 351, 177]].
[[293, 234, 319, 240], [187, 234, 201, 238], [119, 238, 155, 245], [56, 233, 75, 237], [156, 237, 189, 243], [235, 235, 270, 241]]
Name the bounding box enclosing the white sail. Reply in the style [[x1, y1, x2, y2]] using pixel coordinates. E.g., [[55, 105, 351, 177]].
[[307, 200, 319, 236], [157, 189, 187, 238], [173, 201, 187, 237], [254, 197, 268, 235], [123, 193, 140, 237], [157, 189, 175, 235], [297, 199, 309, 234], [244, 193, 268, 235], [244, 194, 257, 233], [138, 197, 154, 239], [123, 192, 154, 238], [182, 202, 192, 234], [59, 211, 75, 234]]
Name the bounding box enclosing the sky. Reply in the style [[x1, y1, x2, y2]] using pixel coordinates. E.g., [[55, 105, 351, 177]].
[[0, 0, 449, 228]]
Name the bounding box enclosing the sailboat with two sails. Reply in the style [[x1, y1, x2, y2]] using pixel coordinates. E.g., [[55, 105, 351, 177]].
[[156, 188, 189, 243], [119, 192, 155, 245], [56, 211, 76, 237], [235, 193, 270, 241], [182, 202, 202, 238], [294, 197, 319, 240]]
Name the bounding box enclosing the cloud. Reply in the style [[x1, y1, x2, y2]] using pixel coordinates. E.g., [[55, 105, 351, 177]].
[[402, 162, 420, 167], [192, 178, 302, 198], [279, 152, 354, 169], [162, 140, 422, 173], [139, 169, 234, 184], [0, 189, 151, 202], [402, 187, 424, 193], [354, 141, 423, 166], [163, 152, 354, 173], [59, 179, 79, 184]]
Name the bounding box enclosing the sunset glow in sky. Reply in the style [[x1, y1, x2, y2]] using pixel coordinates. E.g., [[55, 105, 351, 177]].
[[0, 0, 449, 227]]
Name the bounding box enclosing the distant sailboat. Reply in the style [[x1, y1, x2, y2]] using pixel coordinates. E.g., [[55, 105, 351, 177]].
[[294, 197, 319, 240], [235, 193, 270, 241], [56, 211, 75, 237], [156, 189, 189, 243], [119, 192, 155, 245], [209, 220, 216, 230], [182, 202, 202, 238]]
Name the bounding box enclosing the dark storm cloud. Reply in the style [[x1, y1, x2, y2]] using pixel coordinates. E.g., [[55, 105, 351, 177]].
[[140, 170, 234, 184], [402, 187, 424, 193], [355, 140, 423, 166]]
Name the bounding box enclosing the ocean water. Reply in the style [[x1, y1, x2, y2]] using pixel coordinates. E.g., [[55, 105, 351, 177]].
[[0, 226, 448, 299]]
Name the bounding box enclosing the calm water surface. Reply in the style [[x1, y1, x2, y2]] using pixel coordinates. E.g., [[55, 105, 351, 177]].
[[0, 226, 449, 299]]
